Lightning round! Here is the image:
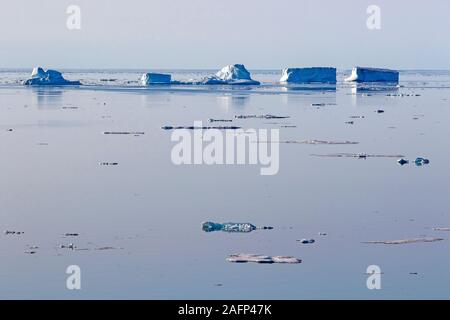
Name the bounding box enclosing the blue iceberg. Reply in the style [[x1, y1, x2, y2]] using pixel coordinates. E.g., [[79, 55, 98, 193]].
[[23, 67, 81, 86], [140, 72, 172, 85], [280, 67, 336, 84], [345, 67, 399, 83], [200, 64, 260, 85]]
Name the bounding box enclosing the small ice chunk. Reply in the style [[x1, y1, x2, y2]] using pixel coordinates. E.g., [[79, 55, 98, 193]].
[[140, 73, 171, 85], [23, 67, 81, 86], [201, 64, 260, 85], [280, 67, 336, 84], [345, 67, 399, 83], [297, 239, 315, 244]]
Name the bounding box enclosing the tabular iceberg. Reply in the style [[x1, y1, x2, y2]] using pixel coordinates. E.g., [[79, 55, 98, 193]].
[[140, 73, 172, 85], [201, 64, 260, 85], [23, 67, 81, 86], [280, 67, 336, 84], [345, 67, 399, 83]]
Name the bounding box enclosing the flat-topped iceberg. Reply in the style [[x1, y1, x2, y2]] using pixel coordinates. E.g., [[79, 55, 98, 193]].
[[280, 67, 336, 84], [23, 67, 81, 86], [201, 64, 260, 85], [345, 67, 399, 83], [140, 72, 172, 85]]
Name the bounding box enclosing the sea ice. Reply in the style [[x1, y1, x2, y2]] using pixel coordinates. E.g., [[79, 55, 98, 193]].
[[280, 67, 336, 84], [140, 73, 171, 85], [202, 222, 273, 233], [23, 67, 81, 86], [226, 253, 301, 264], [200, 64, 260, 85], [345, 67, 399, 83]]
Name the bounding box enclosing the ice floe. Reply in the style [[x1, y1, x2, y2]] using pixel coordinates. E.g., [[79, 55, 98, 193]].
[[345, 67, 399, 83], [23, 67, 81, 86], [363, 237, 443, 245], [140, 72, 171, 85], [280, 67, 336, 84], [226, 253, 301, 264], [202, 222, 273, 233]]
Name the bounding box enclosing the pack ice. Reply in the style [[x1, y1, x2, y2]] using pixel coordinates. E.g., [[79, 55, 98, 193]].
[[345, 67, 399, 83], [280, 67, 336, 84], [201, 64, 260, 85], [140, 72, 172, 85], [23, 67, 81, 86]]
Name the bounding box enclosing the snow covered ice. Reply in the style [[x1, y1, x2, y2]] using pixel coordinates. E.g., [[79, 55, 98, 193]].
[[200, 64, 260, 85], [23, 67, 81, 86], [140, 72, 172, 85], [280, 67, 336, 83], [345, 67, 399, 83]]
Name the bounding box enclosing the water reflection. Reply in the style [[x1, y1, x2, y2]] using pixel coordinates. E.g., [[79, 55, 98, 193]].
[[217, 94, 249, 110], [350, 83, 399, 106], [31, 87, 64, 109]]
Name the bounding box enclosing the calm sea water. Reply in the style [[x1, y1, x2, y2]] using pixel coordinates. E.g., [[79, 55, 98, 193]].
[[0, 69, 449, 299]]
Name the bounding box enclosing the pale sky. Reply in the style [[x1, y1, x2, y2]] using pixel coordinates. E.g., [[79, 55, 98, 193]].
[[1, 0, 449, 69]]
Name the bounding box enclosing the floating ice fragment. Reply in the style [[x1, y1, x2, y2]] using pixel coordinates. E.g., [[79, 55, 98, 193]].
[[4, 230, 24, 235], [23, 67, 81, 86], [415, 157, 430, 166], [433, 228, 450, 231], [311, 153, 405, 158], [226, 253, 301, 264], [161, 125, 241, 130], [280, 67, 336, 84], [363, 237, 443, 245], [235, 114, 289, 119], [297, 239, 315, 244], [345, 67, 399, 83], [202, 222, 273, 233], [209, 119, 233, 123]]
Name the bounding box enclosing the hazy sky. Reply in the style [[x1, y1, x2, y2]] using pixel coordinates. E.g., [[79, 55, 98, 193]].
[[1, 0, 449, 69]]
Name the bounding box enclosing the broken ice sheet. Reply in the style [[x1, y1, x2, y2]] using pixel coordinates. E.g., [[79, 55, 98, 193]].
[[202, 222, 273, 233], [311, 153, 405, 158], [258, 140, 359, 145], [226, 254, 301, 264], [362, 237, 444, 245]]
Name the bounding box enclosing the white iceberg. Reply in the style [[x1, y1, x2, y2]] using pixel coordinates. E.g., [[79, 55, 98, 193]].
[[345, 67, 399, 83], [201, 64, 260, 85], [23, 67, 81, 86], [280, 67, 336, 84], [140, 72, 172, 85]]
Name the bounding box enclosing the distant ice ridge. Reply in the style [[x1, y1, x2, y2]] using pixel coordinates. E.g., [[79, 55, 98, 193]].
[[280, 67, 336, 84], [199, 64, 260, 85], [345, 67, 399, 83], [23, 67, 81, 86], [140, 73, 171, 85]]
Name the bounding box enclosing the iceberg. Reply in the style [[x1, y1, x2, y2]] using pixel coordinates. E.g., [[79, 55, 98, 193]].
[[23, 67, 81, 86], [280, 67, 336, 84], [140, 72, 171, 85], [345, 67, 399, 83], [201, 64, 260, 85]]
